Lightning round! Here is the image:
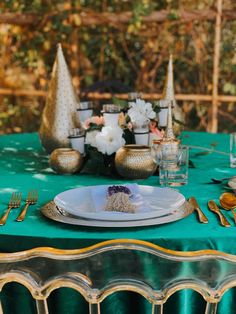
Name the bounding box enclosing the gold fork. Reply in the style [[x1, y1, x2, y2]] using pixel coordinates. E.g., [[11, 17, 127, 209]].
[[16, 190, 38, 222], [0, 192, 22, 226]]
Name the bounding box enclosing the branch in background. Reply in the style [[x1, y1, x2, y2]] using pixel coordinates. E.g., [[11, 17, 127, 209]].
[[1, 88, 236, 104], [120, 36, 139, 74], [188, 145, 229, 156], [0, 13, 36, 26], [1, 9, 236, 27], [98, 0, 107, 81], [219, 108, 236, 125]]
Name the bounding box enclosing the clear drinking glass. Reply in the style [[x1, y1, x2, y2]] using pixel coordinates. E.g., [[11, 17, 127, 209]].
[[151, 140, 162, 165], [230, 132, 236, 168], [159, 145, 189, 186]]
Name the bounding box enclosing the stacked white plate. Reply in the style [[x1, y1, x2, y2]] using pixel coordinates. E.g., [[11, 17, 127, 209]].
[[54, 185, 186, 224]]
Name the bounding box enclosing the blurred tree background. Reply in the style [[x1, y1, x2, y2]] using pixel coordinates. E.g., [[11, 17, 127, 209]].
[[0, 0, 235, 134]]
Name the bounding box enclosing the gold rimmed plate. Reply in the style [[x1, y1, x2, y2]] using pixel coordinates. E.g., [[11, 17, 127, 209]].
[[40, 200, 193, 228]]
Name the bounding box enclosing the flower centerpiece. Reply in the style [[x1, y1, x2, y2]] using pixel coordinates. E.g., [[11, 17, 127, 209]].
[[81, 97, 165, 176], [41, 46, 184, 178], [83, 115, 128, 176]]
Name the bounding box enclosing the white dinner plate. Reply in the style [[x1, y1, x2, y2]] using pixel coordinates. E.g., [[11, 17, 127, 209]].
[[54, 185, 185, 221]]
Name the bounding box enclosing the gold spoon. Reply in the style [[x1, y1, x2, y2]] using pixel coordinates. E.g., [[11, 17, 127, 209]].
[[219, 192, 236, 223]]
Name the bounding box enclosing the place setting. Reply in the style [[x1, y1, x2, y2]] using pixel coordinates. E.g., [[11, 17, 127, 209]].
[[41, 184, 194, 228], [40, 181, 236, 229]]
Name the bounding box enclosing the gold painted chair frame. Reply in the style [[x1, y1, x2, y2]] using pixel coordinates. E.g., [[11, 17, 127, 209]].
[[1, 239, 236, 314]]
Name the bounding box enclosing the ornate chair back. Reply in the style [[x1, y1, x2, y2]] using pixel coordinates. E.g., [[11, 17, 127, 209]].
[[0, 239, 236, 314]]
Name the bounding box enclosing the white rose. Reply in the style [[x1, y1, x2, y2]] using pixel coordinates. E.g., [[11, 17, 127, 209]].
[[95, 126, 125, 155], [85, 130, 100, 148], [128, 99, 156, 127]]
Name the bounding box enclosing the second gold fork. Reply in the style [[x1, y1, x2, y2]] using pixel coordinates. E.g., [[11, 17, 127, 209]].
[[16, 190, 38, 222]]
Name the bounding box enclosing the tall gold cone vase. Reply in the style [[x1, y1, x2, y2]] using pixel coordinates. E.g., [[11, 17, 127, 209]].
[[158, 55, 185, 133], [157, 54, 175, 128], [161, 54, 175, 103], [39, 44, 79, 153]]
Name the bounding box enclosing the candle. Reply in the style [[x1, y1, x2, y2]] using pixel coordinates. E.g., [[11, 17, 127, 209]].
[[102, 104, 121, 127], [76, 101, 93, 125], [68, 128, 85, 155]]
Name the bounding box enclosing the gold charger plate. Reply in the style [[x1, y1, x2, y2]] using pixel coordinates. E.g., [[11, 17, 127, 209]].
[[40, 201, 194, 228]]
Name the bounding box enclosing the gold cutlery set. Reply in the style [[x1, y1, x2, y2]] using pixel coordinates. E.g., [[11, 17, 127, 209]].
[[189, 192, 236, 227], [0, 190, 38, 226]]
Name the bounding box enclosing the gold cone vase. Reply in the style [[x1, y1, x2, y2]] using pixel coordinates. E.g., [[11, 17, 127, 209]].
[[158, 54, 185, 133], [39, 44, 79, 153], [161, 54, 175, 103]]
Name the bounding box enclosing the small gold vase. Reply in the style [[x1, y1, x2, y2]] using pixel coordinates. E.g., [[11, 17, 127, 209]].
[[50, 148, 83, 174], [115, 145, 157, 179]]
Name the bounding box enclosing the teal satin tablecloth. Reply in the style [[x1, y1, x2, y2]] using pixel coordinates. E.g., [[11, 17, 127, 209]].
[[0, 131, 236, 314]]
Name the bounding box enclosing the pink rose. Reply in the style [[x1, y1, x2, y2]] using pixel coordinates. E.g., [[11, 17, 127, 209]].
[[91, 116, 104, 125], [84, 116, 104, 129], [127, 122, 133, 131], [149, 121, 164, 138]]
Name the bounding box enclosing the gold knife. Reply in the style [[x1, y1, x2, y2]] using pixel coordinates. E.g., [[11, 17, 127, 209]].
[[208, 200, 231, 227], [189, 197, 209, 223]]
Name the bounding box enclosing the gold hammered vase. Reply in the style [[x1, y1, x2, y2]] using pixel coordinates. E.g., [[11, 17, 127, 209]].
[[49, 148, 83, 174], [39, 44, 79, 154], [115, 145, 157, 179]]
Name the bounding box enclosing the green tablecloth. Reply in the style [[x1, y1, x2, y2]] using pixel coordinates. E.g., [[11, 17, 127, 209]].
[[0, 131, 236, 314]]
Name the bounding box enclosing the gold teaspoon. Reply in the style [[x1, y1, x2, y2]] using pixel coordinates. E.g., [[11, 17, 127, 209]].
[[219, 192, 236, 224], [208, 200, 231, 227]]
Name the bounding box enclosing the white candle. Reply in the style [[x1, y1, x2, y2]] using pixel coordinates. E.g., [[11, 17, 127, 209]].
[[103, 112, 120, 127], [69, 136, 85, 155], [133, 127, 149, 146], [158, 108, 168, 127], [76, 109, 93, 125], [76, 101, 93, 125], [102, 104, 120, 127]]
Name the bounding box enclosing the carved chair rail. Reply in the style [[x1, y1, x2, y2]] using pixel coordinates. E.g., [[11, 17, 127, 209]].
[[0, 239, 236, 314]]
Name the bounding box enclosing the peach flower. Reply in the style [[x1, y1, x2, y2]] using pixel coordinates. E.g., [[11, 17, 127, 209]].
[[84, 116, 104, 129], [149, 121, 164, 139]]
